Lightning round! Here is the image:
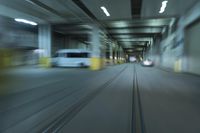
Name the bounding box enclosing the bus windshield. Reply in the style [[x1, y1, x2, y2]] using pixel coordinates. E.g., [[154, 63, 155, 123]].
[[66, 52, 89, 58]]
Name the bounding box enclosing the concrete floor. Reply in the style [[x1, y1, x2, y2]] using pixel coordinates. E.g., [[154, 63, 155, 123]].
[[0, 64, 200, 133], [136, 65, 200, 133]]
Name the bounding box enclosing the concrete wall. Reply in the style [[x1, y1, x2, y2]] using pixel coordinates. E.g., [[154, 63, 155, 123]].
[[160, 33, 182, 69], [157, 1, 200, 74], [52, 32, 65, 55], [52, 34, 89, 55], [149, 37, 162, 66], [185, 20, 200, 75], [66, 38, 88, 50], [0, 15, 38, 67], [0, 16, 38, 49]]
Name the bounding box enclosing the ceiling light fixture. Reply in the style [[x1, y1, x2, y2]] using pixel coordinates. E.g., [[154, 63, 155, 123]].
[[159, 1, 168, 14], [100, 6, 110, 16], [14, 18, 38, 26]]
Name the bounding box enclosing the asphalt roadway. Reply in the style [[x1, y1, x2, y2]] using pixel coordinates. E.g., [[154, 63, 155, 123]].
[[0, 64, 200, 133]]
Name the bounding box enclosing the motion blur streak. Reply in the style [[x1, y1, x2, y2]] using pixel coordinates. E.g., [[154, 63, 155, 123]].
[[0, 0, 200, 133]]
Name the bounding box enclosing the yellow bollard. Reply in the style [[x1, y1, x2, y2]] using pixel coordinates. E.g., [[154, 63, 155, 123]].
[[90, 57, 103, 70], [39, 57, 51, 68], [174, 59, 182, 72]]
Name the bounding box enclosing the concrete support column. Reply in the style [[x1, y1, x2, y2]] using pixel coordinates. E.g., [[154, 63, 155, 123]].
[[117, 47, 119, 61], [109, 41, 113, 64], [38, 24, 52, 67], [122, 48, 125, 62], [148, 38, 154, 59], [119, 46, 123, 63], [118, 46, 121, 63], [90, 25, 103, 70], [114, 45, 118, 64]]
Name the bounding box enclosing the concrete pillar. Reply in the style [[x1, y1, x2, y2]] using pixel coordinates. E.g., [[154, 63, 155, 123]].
[[147, 38, 154, 59], [38, 24, 52, 67], [119, 46, 123, 63], [114, 45, 118, 64], [117, 46, 119, 63], [109, 40, 113, 64], [118, 46, 121, 63], [90, 25, 103, 70]]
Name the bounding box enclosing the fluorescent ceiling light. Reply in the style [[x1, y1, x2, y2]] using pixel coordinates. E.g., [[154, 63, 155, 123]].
[[159, 1, 168, 14], [100, 6, 110, 16], [14, 18, 37, 26]]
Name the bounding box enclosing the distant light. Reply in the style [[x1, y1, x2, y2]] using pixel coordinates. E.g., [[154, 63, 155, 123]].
[[100, 6, 110, 17], [159, 1, 168, 14], [130, 56, 136, 62], [14, 18, 37, 26], [143, 60, 151, 65], [34, 49, 45, 54]]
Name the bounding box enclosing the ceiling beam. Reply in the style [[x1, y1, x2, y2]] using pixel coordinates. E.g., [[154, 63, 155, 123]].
[[26, 0, 68, 20], [108, 27, 162, 34], [131, 0, 143, 18], [72, 0, 97, 21], [111, 34, 154, 39], [103, 18, 172, 28], [117, 38, 151, 42], [55, 30, 91, 35]]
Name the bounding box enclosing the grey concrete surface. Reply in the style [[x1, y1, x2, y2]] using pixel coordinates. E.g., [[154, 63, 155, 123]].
[[60, 64, 134, 133], [0, 65, 128, 133], [0, 64, 200, 133], [136, 64, 200, 133]]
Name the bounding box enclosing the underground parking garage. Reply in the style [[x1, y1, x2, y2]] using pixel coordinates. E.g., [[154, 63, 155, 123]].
[[0, 0, 200, 133]]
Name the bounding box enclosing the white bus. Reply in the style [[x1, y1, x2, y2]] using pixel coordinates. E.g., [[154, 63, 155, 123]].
[[52, 49, 91, 67]]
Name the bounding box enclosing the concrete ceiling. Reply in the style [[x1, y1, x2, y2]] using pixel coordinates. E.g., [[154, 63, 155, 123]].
[[0, 0, 197, 23], [141, 0, 198, 18], [0, 0, 198, 54], [102, 18, 172, 51], [0, 0, 93, 23], [81, 0, 132, 20]]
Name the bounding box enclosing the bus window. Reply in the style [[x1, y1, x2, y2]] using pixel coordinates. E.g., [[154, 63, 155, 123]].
[[53, 53, 58, 58], [59, 53, 66, 57], [67, 53, 89, 58]]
